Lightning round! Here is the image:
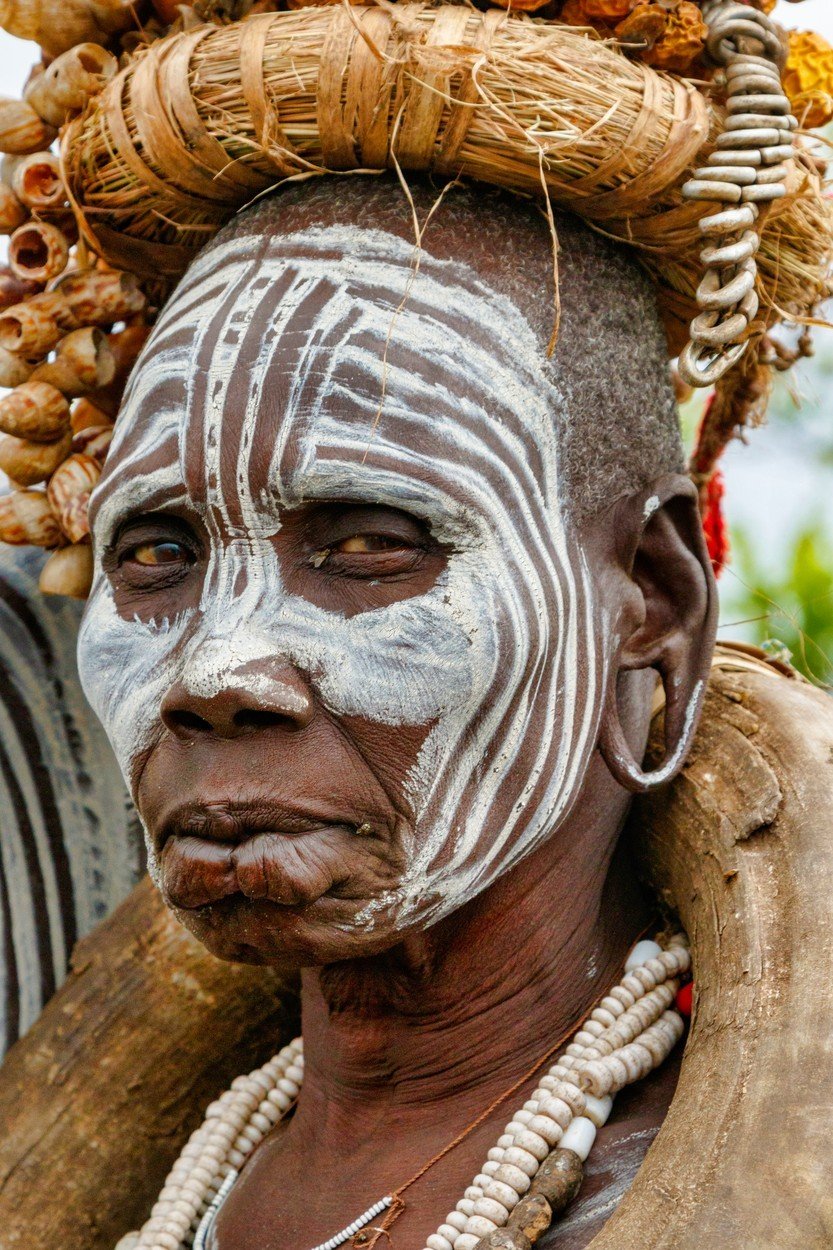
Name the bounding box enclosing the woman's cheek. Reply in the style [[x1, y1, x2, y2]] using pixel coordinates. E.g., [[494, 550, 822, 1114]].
[[78, 583, 190, 790]]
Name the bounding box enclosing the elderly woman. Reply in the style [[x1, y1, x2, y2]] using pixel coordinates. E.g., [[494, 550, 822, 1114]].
[[76, 175, 716, 1250]]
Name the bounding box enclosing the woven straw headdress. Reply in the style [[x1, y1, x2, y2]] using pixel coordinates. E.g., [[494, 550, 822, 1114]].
[[0, 0, 830, 595]]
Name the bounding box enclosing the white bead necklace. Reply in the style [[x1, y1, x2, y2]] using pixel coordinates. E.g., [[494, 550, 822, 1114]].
[[116, 933, 690, 1250]]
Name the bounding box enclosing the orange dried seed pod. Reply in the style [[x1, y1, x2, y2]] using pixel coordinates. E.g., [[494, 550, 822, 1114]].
[[8, 220, 70, 284], [11, 150, 65, 210], [0, 96, 57, 156], [0, 379, 71, 442], [0, 488, 63, 547], [0, 182, 26, 233], [0, 344, 36, 388], [25, 44, 118, 127], [31, 326, 116, 396], [0, 290, 77, 356], [643, 1, 708, 73], [616, 5, 667, 53], [39, 542, 93, 598], [56, 269, 146, 326], [48, 451, 101, 543], [0, 427, 73, 486]]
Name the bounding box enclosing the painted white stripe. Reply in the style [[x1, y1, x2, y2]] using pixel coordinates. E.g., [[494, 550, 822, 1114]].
[[80, 222, 608, 930]]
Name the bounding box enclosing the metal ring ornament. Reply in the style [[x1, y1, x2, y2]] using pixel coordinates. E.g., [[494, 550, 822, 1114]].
[[678, 1, 797, 388]]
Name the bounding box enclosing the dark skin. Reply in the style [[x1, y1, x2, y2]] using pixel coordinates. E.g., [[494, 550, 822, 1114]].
[[94, 184, 718, 1248], [200, 484, 705, 1250]]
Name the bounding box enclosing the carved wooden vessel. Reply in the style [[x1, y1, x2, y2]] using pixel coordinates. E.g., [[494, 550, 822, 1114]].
[[0, 645, 829, 1248]]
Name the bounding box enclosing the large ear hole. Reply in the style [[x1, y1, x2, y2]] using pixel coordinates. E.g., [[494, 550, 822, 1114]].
[[599, 480, 719, 793]]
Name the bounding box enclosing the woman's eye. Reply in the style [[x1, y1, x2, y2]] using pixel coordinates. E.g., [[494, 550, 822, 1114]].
[[124, 540, 190, 567], [335, 534, 406, 554]]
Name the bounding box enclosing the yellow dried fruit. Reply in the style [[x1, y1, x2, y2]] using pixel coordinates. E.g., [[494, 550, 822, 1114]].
[[643, 1, 707, 73], [616, 4, 667, 54], [783, 30, 833, 130]]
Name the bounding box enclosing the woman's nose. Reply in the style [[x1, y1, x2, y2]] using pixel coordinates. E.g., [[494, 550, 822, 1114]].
[[160, 662, 314, 739]]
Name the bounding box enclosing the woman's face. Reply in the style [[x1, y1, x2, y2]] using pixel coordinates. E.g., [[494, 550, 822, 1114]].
[[78, 221, 610, 967]]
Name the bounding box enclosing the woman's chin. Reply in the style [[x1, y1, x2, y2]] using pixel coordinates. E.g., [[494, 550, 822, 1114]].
[[170, 891, 407, 968]]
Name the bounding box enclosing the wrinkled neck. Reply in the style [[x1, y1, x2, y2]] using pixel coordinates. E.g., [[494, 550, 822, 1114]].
[[296, 756, 648, 1132]]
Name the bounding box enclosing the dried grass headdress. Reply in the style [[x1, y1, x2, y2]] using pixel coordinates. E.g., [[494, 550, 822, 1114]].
[[0, 0, 830, 596]]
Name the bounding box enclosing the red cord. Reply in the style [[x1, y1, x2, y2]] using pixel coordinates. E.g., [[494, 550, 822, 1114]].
[[701, 468, 729, 578]]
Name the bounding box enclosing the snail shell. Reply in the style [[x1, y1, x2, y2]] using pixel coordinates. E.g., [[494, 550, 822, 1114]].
[[0, 290, 78, 357], [8, 219, 69, 284], [71, 397, 113, 433], [0, 0, 134, 58], [10, 150, 64, 211], [0, 344, 35, 388], [39, 541, 93, 598], [0, 487, 63, 547], [56, 269, 146, 327], [0, 96, 56, 156], [0, 182, 26, 234], [47, 451, 100, 542], [71, 423, 112, 465], [25, 44, 118, 127], [0, 263, 39, 311], [0, 379, 71, 441], [32, 326, 115, 396], [0, 427, 72, 486]]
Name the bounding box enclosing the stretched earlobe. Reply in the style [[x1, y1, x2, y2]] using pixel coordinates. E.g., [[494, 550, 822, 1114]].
[[598, 660, 706, 793], [596, 476, 718, 794]]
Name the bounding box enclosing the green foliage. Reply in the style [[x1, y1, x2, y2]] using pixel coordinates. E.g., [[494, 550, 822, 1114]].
[[725, 520, 833, 687]]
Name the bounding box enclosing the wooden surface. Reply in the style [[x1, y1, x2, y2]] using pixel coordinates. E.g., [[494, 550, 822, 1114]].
[[0, 650, 830, 1248], [591, 652, 833, 1249], [0, 877, 298, 1249]]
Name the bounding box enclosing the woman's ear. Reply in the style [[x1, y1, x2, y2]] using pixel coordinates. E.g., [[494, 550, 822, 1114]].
[[596, 473, 719, 793]]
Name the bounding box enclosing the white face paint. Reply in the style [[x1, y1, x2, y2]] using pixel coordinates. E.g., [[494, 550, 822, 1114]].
[[78, 222, 611, 933]]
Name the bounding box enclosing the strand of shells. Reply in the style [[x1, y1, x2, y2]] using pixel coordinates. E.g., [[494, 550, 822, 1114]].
[[429, 933, 689, 1250], [115, 1037, 305, 1250], [678, 0, 798, 387], [0, 40, 148, 597], [114, 935, 689, 1250]]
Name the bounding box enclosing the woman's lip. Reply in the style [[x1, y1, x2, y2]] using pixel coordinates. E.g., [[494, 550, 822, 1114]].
[[155, 798, 367, 852], [159, 826, 356, 909]]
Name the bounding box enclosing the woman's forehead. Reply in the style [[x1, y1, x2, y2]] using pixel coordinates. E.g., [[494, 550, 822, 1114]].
[[97, 225, 567, 538]]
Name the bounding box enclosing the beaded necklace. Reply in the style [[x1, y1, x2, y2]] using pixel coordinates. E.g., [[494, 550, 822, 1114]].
[[117, 933, 689, 1250]]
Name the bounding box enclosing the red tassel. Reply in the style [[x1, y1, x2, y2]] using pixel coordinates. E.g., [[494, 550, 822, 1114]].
[[701, 468, 729, 578]]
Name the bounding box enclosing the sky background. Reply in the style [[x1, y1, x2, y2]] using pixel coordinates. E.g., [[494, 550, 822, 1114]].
[[0, 1, 831, 651]]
